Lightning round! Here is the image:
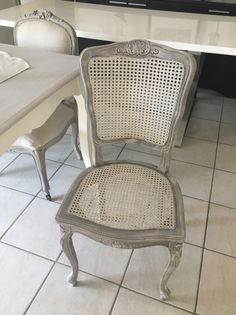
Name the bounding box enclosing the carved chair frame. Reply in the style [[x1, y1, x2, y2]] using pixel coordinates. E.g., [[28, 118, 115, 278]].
[[56, 40, 196, 300]]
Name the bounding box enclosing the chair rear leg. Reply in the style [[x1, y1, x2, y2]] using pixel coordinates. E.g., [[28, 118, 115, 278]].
[[60, 226, 79, 286], [71, 121, 82, 160], [160, 242, 183, 300], [32, 149, 51, 201]]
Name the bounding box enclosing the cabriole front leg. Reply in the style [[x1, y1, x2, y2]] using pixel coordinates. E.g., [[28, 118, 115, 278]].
[[160, 242, 183, 300], [60, 226, 79, 286]]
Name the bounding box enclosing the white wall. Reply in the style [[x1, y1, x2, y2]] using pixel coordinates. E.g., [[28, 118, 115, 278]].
[[0, 0, 19, 44]]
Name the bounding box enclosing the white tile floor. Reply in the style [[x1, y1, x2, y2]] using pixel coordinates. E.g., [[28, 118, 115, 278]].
[[0, 88, 236, 315]]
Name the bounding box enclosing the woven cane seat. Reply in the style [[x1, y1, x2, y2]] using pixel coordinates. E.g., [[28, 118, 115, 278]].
[[66, 163, 176, 230]]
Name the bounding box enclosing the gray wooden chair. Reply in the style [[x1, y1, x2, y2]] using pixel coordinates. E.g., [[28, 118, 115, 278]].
[[10, 9, 82, 201], [56, 40, 196, 300]]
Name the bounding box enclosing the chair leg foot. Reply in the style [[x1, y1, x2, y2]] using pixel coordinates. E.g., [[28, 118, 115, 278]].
[[46, 193, 52, 201], [60, 226, 79, 285], [67, 272, 78, 286], [160, 243, 183, 301]]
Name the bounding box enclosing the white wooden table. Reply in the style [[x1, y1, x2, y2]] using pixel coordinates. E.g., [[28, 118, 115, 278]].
[[0, 44, 83, 156]]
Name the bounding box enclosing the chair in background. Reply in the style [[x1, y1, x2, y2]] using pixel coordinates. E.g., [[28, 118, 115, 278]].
[[56, 40, 196, 300], [11, 9, 82, 201]]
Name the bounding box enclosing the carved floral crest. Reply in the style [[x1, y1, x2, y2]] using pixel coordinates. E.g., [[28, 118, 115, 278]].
[[116, 40, 159, 56], [23, 8, 65, 25]]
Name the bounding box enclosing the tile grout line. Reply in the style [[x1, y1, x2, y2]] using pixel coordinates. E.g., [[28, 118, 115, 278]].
[[0, 153, 21, 175], [120, 285, 196, 315], [193, 95, 225, 314], [23, 250, 63, 315], [109, 249, 134, 315], [0, 194, 38, 241], [0, 240, 56, 263]]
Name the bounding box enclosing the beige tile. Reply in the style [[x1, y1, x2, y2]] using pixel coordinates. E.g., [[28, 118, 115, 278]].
[[197, 250, 236, 315], [0, 186, 33, 238], [219, 122, 236, 146], [170, 160, 213, 201], [113, 288, 191, 315], [59, 234, 131, 284], [125, 142, 160, 156], [172, 137, 217, 167], [123, 244, 202, 312], [0, 152, 19, 172], [196, 90, 223, 106], [0, 154, 61, 195], [0, 243, 52, 315], [223, 97, 236, 107], [38, 164, 83, 203], [27, 263, 118, 315], [216, 144, 236, 173], [192, 101, 221, 121], [184, 196, 208, 247], [211, 170, 236, 209], [64, 151, 85, 169], [64, 144, 122, 168], [222, 105, 236, 124], [45, 134, 73, 163], [186, 118, 219, 142], [206, 204, 236, 257], [3, 197, 61, 260], [119, 148, 160, 166]]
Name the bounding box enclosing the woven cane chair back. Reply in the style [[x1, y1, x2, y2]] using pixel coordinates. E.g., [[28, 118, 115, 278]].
[[80, 40, 195, 155]]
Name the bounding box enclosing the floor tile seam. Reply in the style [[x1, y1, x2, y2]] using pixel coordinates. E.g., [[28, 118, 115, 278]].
[[194, 101, 222, 107], [0, 194, 37, 241], [193, 94, 224, 314], [0, 153, 21, 175], [56, 260, 121, 287], [36, 194, 62, 205], [182, 194, 209, 204], [24, 251, 63, 315], [0, 183, 37, 197], [47, 147, 83, 168], [210, 201, 236, 211], [188, 116, 220, 124], [218, 141, 236, 148], [109, 249, 134, 315], [191, 115, 221, 123], [119, 285, 196, 314], [115, 144, 126, 161], [0, 240, 56, 263], [203, 246, 236, 260], [119, 147, 216, 169], [214, 166, 236, 176], [35, 161, 65, 198], [184, 135, 218, 144]]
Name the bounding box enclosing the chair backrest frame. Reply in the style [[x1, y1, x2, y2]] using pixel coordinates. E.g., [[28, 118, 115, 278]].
[[14, 8, 78, 55], [80, 40, 196, 170]]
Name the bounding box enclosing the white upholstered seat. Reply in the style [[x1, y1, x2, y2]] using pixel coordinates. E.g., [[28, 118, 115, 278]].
[[10, 9, 82, 200]]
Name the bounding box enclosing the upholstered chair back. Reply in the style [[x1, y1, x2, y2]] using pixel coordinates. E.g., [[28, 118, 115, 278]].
[[14, 9, 78, 55]]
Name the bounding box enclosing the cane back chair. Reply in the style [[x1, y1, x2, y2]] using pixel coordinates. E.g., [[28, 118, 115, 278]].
[[56, 40, 196, 300], [10, 9, 82, 201]]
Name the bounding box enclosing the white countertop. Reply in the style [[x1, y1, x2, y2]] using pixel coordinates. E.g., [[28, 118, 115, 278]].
[[0, 0, 236, 55]]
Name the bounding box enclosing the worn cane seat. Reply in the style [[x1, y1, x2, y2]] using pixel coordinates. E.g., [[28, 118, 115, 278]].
[[58, 162, 176, 231]]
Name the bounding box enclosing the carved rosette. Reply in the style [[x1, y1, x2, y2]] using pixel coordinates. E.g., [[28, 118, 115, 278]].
[[23, 8, 65, 25], [116, 40, 159, 57]]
